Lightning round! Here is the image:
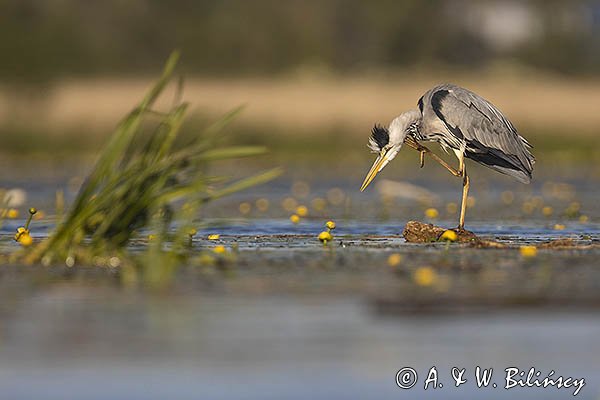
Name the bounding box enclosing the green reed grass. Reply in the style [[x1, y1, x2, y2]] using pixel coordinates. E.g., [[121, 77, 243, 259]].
[[25, 52, 281, 266]]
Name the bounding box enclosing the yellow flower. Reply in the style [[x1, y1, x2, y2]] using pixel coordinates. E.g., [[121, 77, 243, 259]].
[[7, 208, 19, 219], [213, 245, 226, 254], [522, 202, 535, 214], [542, 206, 553, 217], [18, 233, 33, 247], [439, 229, 458, 242], [531, 196, 544, 208], [387, 253, 402, 267], [446, 202, 458, 214], [318, 231, 333, 243], [290, 214, 300, 224], [255, 198, 270, 212], [148, 234, 156, 241], [311, 197, 327, 211], [520, 245, 537, 257], [326, 188, 345, 206], [413, 267, 437, 286], [325, 220, 336, 230], [501, 191, 514, 205], [14, 227, 28, 241], [296, 205, 308, 217], [424, 208, 439, 219], [188, 228, 197, 237], [239, 202, 252, 215], [565, 202, 580, 217], [208, 234, 220, 240], [281, 197, 298, 212], [553, 224, 565, 230], [579, 215, 589, 223], [292, 181, 310, 198]]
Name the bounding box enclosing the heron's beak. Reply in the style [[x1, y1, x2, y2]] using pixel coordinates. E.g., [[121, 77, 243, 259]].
[[360, 148, 394, 192]]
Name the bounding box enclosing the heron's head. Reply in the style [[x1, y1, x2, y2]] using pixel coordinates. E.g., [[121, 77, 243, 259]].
[[360, 110, 420, 191]]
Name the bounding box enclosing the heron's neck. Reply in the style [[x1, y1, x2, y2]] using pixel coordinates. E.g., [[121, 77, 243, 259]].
[[407, 120, 422, 139]]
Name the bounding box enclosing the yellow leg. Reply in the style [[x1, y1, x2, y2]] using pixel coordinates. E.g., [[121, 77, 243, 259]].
[[457, 152, 465, 176], [404, 137, 461, 177], [404, 136, 469, 227], [458, 169, 469, 230]]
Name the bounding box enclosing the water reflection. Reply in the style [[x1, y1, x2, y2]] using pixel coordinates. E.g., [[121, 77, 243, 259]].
[[0, 288, 599, 399]]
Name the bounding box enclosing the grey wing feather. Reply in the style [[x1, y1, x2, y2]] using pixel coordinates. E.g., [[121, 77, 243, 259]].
[[427, 83, 535, 183]]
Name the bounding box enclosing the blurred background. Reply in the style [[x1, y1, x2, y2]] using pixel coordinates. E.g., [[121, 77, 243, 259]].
[[1, 0, 599, 224], [1, 0, 600, 164]]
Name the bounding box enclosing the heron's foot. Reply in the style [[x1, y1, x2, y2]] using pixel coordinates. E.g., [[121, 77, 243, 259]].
[[452, 225, 478, 242], [452, 225, 475, 236], [405, 138, 462, 177]]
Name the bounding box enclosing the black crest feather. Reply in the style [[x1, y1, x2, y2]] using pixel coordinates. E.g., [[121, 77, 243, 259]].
[[370, 124, 389, 151]]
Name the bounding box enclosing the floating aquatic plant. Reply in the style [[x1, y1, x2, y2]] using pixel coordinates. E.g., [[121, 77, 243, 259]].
[[14, 207, 37, 247], [318, 219, 336, 245]]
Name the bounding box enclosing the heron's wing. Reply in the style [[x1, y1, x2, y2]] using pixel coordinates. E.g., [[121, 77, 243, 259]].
[[430, 85, 535, 183]]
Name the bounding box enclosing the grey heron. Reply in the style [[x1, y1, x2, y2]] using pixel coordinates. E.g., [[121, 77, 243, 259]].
[[360, 83, 535, 230]]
